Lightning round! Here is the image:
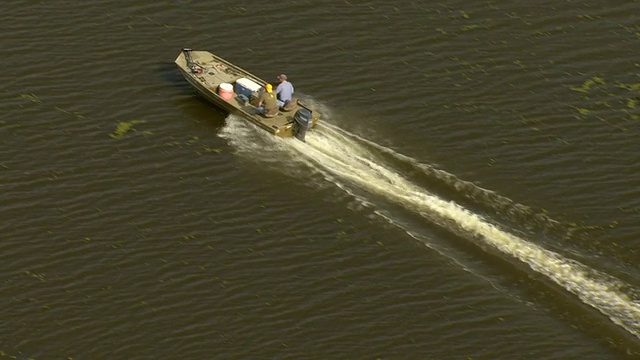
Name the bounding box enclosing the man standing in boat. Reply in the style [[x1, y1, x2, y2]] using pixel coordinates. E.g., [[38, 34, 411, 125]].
[[275, 74, 294, 108], [256, 84, 279, 117]]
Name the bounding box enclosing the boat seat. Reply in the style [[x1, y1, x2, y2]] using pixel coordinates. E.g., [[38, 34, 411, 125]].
[[281, 99, 298, 112]]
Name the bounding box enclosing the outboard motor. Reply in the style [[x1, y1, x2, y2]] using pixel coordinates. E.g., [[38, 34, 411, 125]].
[[293, 109, 312, 142]]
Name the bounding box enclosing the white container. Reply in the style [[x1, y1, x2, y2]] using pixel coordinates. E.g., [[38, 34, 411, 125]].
[[218, 82, 234, 101], [235, 77, 262, 99]]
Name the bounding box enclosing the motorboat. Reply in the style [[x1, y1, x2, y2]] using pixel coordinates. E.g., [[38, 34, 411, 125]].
[[175, 48, 319, 141]]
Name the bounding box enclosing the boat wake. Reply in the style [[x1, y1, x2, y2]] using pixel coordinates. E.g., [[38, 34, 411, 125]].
[[218, 112, 640, 341]]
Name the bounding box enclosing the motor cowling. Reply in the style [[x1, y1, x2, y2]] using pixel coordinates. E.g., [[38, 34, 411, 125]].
[[293, 109, 312, 142]]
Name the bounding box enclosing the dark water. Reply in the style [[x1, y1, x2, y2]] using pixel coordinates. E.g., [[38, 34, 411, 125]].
[[2, 1, 640, 359]]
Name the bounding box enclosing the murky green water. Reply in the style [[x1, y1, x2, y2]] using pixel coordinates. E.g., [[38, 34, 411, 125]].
[[1, 1, 639, 359]]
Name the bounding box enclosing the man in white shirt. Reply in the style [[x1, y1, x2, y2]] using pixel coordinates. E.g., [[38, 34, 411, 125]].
[[275, 74, 294, 108]]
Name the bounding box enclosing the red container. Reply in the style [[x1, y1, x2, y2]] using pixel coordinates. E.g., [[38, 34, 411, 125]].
[[218, 83, 234, 101]]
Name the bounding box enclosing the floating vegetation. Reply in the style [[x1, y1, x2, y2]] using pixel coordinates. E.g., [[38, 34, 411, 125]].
[[186, 136, 199, 145], [19, 93, 85, 119], [226, 6, 248, 15], [0, 350, 36, 359], [110, 120, 146, 139], [570, 76, 605, 93], [577, 14, 600, 21], [202, 147, 222, 153], [513, 60, 526, 69], [165, 136, 222, 154], [570, 76, 640, 127], [461, 24, 490, 31], [54, 106, 84, 119], [19, 93, 41, 103], [24, 270, 45, 282], [616, 81, 640, 93], [573, 107, 593, 115]]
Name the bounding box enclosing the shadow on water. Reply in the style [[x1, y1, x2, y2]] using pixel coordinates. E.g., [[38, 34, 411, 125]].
[[156, 61, 188, 89], [158, 61, 229, 132]]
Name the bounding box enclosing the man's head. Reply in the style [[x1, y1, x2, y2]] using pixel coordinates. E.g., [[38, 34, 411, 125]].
[[265, 83, 273, 93], [277, 74, 287, 82]]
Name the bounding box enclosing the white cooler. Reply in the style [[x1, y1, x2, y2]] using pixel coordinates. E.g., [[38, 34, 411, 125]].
[[234, 77, 262, 99]]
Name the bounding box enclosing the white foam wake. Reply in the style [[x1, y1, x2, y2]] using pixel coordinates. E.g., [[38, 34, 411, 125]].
[[219, 115, 640, 338]]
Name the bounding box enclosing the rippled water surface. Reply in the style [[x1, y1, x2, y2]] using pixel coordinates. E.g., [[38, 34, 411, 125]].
[[2, 1, 640, 359]]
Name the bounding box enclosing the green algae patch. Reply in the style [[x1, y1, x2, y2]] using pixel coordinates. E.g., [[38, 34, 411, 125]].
[[202, 147, 222, 153], [18, 93, 86, 120], [110, 120, 146, 139], [575, 107, 593, 115], [624, 82, 640, 92], [186, 136, 199, 145], [24, 270, 45, 282], [461, 24, 489, 31], [54, 106, 85, 119], [19, 93, 42, 103], [0, 350, 36, 359], [569, 76, 640, 127], [570, 76, 605, 93]]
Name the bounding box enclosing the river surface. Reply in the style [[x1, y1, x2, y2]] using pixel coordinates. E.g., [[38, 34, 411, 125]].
[[2, 1, 640, 359]]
